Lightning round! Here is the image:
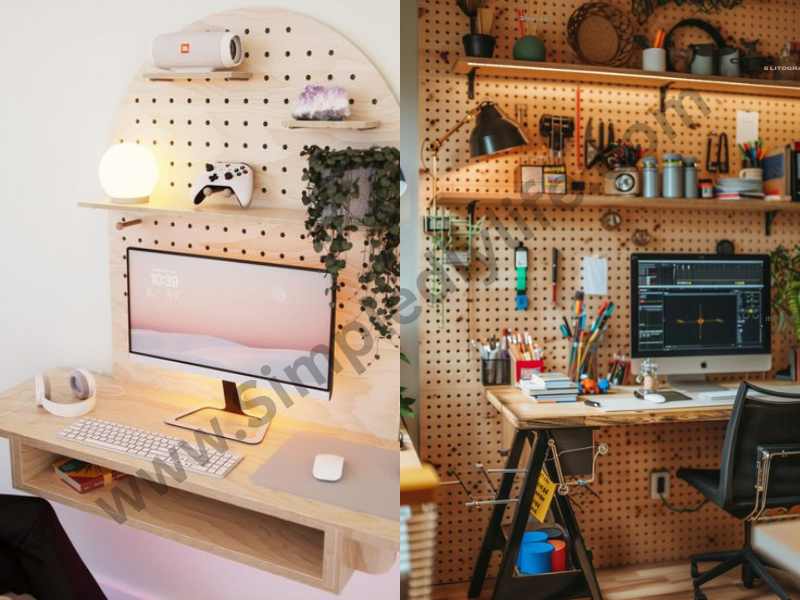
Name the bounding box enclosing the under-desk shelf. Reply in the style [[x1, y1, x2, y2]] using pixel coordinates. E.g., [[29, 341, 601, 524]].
[[17, 447, 325, 586], [282, 119, 380, 130], [453, 57, 800, 100], [143, 70, 252, 82], [79, 200, 306, 223]]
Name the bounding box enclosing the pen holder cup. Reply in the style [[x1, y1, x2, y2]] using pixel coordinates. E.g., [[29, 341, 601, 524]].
[[513, 358, 545, 383], [481, 358, 511, 386]]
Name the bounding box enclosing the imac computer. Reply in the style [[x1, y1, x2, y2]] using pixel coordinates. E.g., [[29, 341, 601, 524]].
[[630, 253, 771, 392], [127, 248, 336, 444]]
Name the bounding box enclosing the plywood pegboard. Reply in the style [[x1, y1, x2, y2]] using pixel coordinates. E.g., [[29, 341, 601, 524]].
[[98, 7, 399, 442], [417, 0, 800, 584], [117, 7, 398, 213]]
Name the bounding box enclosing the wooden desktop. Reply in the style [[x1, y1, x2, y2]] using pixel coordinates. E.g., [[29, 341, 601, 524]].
[[0, 369, 398, 594]]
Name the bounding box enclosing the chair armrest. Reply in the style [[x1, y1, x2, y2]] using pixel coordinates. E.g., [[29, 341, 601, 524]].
[[756, 444, 800, 460], [748, 444, 800, 521]]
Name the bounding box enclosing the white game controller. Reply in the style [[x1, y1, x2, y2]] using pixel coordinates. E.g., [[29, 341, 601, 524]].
[[193, 162, 254, 208]]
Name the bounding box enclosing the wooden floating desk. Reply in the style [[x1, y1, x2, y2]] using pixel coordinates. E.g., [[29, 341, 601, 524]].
[[486, 381, 800, 430], [0, 370, 398, 594]]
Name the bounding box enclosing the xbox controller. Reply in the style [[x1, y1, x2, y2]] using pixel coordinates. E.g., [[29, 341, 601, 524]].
[[193, 162, 253, 208]]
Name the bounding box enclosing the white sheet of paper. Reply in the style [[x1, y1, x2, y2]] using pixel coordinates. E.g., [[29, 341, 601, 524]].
[[736, 111, 759, 145], [582, 256, 608, 296]]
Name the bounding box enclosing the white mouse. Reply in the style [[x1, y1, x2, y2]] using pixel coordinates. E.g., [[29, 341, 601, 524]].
[[313, 454, 344, 482], [645, 393, 666, 403]]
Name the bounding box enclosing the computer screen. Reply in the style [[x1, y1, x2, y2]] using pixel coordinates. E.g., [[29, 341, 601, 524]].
[[127, 248, 336, 392], [630, 254, 770, 359]]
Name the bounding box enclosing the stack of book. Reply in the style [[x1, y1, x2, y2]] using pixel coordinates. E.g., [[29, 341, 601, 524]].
[[519, 372, 579, 403]]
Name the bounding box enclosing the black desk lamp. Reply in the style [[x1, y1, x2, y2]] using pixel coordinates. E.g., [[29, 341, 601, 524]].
[[427, 101, 528, 210]]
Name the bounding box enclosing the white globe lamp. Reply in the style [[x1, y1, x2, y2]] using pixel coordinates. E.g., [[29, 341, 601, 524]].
[[98, 143, 159, 204]]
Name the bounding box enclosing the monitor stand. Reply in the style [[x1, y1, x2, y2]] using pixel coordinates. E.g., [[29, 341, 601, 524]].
[[665, 374, 731, 397], [164, 380, 271, 445]]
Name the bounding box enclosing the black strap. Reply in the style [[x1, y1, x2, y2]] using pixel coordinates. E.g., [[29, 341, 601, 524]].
[[664, 18, 726, 71]]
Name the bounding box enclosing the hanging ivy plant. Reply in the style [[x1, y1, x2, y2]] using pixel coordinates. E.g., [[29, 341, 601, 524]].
[[300, 144, 400, 339]]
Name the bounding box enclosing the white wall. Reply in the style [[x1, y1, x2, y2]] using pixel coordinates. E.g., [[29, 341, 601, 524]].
[[0, 1, 398, 598]]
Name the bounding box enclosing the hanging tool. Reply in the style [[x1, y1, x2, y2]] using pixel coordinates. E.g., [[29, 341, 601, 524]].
[[551, 248, 559, 305], [705, 132, 730, 174], [539, 115, 574, 162], [584, 117, 597, 169], [515, 241, 529, 311]]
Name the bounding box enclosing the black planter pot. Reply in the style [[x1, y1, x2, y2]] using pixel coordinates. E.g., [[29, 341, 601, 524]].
[[463, 34, 495, 58]]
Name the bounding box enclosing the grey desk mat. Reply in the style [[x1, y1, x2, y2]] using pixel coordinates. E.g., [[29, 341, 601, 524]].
[[251, 432, 399, 520]]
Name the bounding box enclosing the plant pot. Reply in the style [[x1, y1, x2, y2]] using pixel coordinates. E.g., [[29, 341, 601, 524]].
[[463, 33, 495, 58], [513, 35, 546, 61]]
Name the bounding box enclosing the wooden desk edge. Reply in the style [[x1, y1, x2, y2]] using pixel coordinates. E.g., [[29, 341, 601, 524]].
[[486, 381, 800, 430]]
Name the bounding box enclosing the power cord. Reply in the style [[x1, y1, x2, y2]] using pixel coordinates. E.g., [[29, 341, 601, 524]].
[[659, 493, 709, 513]]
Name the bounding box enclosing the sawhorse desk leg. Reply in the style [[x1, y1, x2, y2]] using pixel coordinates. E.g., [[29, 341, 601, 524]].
[[469, 428, 603, 600]]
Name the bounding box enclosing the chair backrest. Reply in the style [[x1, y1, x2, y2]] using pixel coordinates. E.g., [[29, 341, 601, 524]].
[[719, 382, 800, 510]]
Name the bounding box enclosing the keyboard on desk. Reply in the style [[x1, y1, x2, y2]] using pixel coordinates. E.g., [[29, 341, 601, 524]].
[[59, 418, 243, 479]]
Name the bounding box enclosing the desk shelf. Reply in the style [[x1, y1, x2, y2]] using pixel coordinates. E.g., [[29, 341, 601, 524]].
[[14, 442, 326, 587], [143, 71, 252, 82], [434, 193, 800, 235], [454, 57, 800, 100], [282, 119, 380, 130], [79, 200, 307, 224]]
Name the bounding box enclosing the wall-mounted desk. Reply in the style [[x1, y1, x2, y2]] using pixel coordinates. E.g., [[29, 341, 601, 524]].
[[470, 381, 800, 600], [0, 370, 398, 594], [487, 382, 800, 430]]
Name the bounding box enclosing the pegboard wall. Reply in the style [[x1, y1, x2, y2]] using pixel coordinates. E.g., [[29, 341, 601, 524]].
[[102, 7, 399, 441], [417, 0, 800, 584]]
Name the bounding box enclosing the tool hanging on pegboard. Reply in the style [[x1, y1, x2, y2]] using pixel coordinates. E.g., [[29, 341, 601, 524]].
[[539, 115, 574, 162], [515, 241, 529, 311]]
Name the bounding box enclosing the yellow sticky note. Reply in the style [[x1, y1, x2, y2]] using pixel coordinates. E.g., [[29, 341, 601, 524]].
[[530, 470, 557, 523]]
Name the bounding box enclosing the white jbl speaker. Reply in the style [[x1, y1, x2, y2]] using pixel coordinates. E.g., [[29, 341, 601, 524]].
[[153, 31, 243, 72]]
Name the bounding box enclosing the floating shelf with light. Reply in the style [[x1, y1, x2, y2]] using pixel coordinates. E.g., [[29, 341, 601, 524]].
[[454, 57, 800, 101]]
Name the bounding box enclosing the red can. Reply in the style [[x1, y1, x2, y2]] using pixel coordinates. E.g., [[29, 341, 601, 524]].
[[549, 539, 567, 572]]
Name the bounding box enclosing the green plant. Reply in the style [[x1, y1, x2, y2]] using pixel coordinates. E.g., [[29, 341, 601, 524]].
[[300, 145, 400, 339], [401, 352, 416, 418], [771, 245, 800, 341]]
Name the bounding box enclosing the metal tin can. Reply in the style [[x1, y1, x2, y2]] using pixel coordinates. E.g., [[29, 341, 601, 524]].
[[642, 156, 659, 198], [662, 153, 684, 198], [683, 156, 698, 199]]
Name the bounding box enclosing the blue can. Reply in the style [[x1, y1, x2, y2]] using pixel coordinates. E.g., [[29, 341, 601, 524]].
[[517, 542, 554, 574]]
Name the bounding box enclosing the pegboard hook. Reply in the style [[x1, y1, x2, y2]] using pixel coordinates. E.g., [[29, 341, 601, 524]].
[[467, 68, 477, 100], [116, 218, 142, 231]]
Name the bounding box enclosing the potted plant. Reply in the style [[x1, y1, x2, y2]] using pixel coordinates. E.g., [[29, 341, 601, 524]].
[[300, 145, 400, 341], [459, 0, 495, 58], [771, 245, 800, 379]]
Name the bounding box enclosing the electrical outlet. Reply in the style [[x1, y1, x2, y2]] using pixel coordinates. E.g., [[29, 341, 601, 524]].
[[650, 470, 670, 499]]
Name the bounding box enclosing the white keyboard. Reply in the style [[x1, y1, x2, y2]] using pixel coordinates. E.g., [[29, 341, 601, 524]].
[[59, 418, 243, 479]]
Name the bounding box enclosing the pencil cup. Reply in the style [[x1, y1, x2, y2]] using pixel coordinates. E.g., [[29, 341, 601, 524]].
[[481, 358, 510, 386], [642, 48, 666, 72], [739, 168, 763, 182]]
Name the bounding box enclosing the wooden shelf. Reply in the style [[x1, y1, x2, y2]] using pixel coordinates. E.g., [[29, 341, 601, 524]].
[[16, 445, 326, 586], [79, 200, 306, 223], [454, 57, 800, 99], [143, 70, 252, 82], [435, 192, 800, 212], [282, 119, 380, 130]]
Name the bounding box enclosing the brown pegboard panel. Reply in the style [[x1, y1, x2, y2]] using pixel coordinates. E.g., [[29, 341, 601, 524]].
[[418, 0, 800, 584]]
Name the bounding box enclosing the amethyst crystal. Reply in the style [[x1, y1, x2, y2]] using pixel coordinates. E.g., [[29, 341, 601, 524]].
[[292, 84, 351, 121]]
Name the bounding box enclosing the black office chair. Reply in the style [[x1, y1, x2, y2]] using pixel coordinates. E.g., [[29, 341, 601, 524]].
[[677, 382, 800, 600]]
